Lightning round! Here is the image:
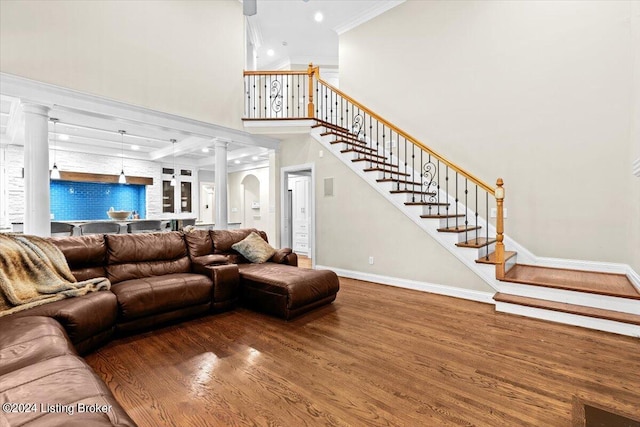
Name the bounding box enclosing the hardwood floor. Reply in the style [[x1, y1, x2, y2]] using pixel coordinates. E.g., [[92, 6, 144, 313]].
[[85, 278, 640, 426]]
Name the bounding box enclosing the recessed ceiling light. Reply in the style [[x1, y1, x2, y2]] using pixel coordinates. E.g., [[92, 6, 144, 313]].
[[234, 159, 241, 164], [267, 49, 275, 56], [314, 12, 323, 22], [58, 134, 69, 141], [202, 147, 209, 153], [131, 145, 140, 151], [252, 156, 259, 161]]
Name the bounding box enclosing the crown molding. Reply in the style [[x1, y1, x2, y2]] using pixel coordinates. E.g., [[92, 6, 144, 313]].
[[333, 0, 405, 35]]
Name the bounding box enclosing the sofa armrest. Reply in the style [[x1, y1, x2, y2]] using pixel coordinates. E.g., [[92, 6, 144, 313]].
[[199, 263, 240, 310], [271, 248, 298, 266]]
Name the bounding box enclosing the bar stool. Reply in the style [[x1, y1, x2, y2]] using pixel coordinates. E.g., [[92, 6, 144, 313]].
[[51, 222, 75, 236], [127, 220, 162, 234], [80, 222, 122, 235]]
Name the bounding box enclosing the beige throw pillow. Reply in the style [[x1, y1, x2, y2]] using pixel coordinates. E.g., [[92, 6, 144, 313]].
[[231, 231, 276, 263]]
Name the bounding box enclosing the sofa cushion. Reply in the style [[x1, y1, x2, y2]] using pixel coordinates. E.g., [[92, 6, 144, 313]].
[[0, 316, 75, 376], [0, 354, 136, 427], [210, 228, 267, 255], [49, 234, 107, 281], [183, 229, 213, 258], [237, 263, 339, 310], [231, 232, 276, 264], [110, 273, 213, 322], [105, 232, 190, 283], [7, 291, 118, 349]]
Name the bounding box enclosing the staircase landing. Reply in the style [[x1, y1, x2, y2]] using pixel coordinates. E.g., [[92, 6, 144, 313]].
[[502, 264, 640, 299]]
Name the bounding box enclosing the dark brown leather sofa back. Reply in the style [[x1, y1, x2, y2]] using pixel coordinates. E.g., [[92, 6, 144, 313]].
[[105, 232, 190, 284], [50, 234, 107, 281], [210, 228, 268, 264]]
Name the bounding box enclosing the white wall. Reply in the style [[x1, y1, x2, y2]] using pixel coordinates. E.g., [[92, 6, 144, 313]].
[[4, 145, 162, 223], [279, 134, 492, 293], [340, 1, 640, 272], [0, 0, 244, 129]]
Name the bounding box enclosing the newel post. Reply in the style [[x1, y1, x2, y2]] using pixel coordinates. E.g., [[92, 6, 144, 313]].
[[307, 63, 316, 118], [495, 178, 506, 279]]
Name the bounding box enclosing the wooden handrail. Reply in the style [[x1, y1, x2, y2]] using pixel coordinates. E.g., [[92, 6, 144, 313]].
[[315, 77, 495, 195], [243, 70, 308, 76]]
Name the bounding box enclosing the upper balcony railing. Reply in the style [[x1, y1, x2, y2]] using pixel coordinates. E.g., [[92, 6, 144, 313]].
[[243, 64, 506, 278]]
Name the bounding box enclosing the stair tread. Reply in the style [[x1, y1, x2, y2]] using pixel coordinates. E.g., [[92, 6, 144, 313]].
[[322, 131, 364, 143], [475, 251, 517, 265], [494, 293, 640, 326], [437, 225, 482, 233], [341, 149, 387, 159], [455, 237, 497, 248], [364, 168, 410, 177], [377, 178, 424, 186], [352, 158, 398, 168], [333, 141, 377, 153], [405, 201, 450, 206], [421, 213, 466, 219], [390, 189, 437, 196], [312, 120, 351, 133], [500, 264, 640, 300]]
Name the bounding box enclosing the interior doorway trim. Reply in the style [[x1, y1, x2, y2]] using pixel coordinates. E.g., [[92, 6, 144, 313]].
[[281, 163, 315, 268]]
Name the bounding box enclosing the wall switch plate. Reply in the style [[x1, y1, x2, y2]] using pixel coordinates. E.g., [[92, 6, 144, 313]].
[[319, 150, 324, 158], [368, 256, 374, 265], [231, 207, 238, 212]]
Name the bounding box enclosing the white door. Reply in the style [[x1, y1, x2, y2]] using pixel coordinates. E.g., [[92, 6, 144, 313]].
[[199, 183, 215, 224], [291, 176, 310, 255]]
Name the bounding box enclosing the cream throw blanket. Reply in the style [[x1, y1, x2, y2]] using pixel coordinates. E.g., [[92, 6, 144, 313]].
[[0, 234, 110, 317]]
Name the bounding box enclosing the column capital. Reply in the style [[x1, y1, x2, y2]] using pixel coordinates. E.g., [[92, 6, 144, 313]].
[[214, 139, 230, 149], [20, 102, 50, 117]]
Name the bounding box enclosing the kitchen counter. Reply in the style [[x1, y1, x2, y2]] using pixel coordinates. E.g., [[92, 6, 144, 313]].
[[6, 220, 243, 234]]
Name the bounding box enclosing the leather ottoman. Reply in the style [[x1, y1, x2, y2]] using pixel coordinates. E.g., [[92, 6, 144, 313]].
[[237, 263, 339, 319]]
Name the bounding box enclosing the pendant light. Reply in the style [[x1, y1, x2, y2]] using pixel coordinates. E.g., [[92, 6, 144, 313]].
[[118, 130, 127, 184], [49, 118, 61, 180], [169, 139, 177, 186]]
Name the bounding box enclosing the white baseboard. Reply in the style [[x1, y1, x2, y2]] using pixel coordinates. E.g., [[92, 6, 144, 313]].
[[315, 264, 495, 304], [534, 257, 640, 292]]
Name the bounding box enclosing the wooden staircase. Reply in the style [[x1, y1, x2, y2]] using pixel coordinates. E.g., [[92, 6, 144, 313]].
[[310, 119, 640, 337], [242, 66, 640, 337]]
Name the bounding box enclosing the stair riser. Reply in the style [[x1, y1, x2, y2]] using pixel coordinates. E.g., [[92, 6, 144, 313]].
[[477, 243, 496, 259], [342, 151, 386, 161], [335, 142, 377, 153], [495, 302, 640, 338], [374, 171, 409, 180], [496, 282, 640, 315]]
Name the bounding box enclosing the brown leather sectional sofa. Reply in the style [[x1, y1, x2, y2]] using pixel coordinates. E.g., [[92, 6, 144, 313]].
[[0, 228, 339, 427]]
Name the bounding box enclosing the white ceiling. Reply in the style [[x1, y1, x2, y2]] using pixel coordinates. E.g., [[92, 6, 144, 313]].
[[0, 93, 271, 172], [0, 0, 404, 171], [250, 0, 404, 69]]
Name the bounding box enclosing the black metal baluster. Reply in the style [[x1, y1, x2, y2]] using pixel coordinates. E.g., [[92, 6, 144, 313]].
[[455, 172, 459, 230], [464, 179, 468, 244], [486, 192, 489, 260], [475, 185, 479, 248], [445, 166, 449, 228], [411, 142, 415, 202]]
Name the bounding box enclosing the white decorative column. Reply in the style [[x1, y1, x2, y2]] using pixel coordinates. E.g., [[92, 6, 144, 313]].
[[214, 139, 229, 229], [22, 103, 51, 236]]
